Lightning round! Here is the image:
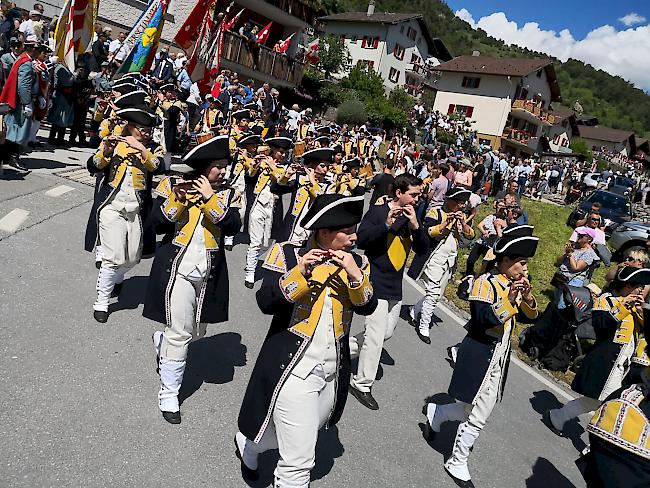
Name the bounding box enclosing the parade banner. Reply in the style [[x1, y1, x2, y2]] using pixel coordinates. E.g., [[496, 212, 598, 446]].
[[116, 0, 170, 75], [54, 0, 98, 70], [174, 0, 213, 51]]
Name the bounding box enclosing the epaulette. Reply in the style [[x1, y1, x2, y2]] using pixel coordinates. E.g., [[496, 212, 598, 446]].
[[262, 242, 300, 273], [469, 273, 496, 303], [154, 176, 173, 199], [587, 384, 650, 460], [375, 195, 389, 205]]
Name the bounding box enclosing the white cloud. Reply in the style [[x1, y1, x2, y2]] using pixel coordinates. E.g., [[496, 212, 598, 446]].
[[619, 12, 646, 27], [454, 9, 650, 90]]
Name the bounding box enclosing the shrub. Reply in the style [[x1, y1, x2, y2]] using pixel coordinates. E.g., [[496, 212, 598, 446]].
[[336, 99, 367, 126]]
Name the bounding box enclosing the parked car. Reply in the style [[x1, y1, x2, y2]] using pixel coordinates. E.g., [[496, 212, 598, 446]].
[[582, 172, 602, 190], [567, 190, 633, 233], [608, 221, 650, 258], [607, 175, 636, 198]]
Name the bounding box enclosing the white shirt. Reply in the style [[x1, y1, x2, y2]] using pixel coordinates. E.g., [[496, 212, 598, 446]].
[[110, 167, 139, 213], [108, 39, 128, 62], [178, 216, 209, 281], [187, 83, 202, 106], [19, 20, 37, 40]]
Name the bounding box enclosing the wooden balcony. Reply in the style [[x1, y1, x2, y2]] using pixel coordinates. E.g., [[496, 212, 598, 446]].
[[405, 63, 438, 87], [221, 30, 306, 87], [511, 99, 558, 125]]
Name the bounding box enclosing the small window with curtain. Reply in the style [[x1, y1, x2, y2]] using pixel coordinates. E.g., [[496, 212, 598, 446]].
[[461, 76, 481, 89], [389, 67, 400, 83], [393, 43, 405, 60]]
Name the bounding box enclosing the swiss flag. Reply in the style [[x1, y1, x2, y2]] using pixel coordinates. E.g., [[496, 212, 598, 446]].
[[256, 21, 273, 44], [274, 33, 294, 53], [223, 8, 244, 31], [306, 38, 320, 64]]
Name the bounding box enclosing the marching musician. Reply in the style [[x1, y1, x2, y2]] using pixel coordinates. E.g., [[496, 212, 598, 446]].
[[545, 266, 650, 436], [244, 136, 293, 288], [407, 188, 474, 344], [235, 194, 377, 486], [199, 95, 222, 132], [335, 156, 366, 197], [230, 108, 250, 144], [86, 106, 163, 323], [422, 227, 539, 487], [143, 135, 242, 424]]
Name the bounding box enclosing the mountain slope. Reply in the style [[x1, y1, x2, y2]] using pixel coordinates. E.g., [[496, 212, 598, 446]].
[[322, 0, 650, 136]]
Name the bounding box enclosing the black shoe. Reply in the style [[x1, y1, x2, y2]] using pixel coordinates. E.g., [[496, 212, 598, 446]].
[[93, 310, 108, 323], [244, 280, 254, 289], [8, 156, 28, 171], [349, 386, 379, 410], [444, 467, 475, 488], [162, 410, 181, 424], [111, 282, 123, 298], [416, 328, 431, 344], [234, 436, 259, 481], [225, 244, 233, 251], [543, 410, 564, 437], [95, 260, 101, 270], [421, 405, 435, 442]]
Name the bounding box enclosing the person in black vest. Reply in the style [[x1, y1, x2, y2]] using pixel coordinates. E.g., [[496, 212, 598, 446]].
[[144, 135, 241, 424], [368, 159, 395, 205], [235, 194, 377, 485], [349, 173, 428, 410]]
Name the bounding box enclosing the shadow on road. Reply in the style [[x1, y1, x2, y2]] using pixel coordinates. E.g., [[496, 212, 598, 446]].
[[179, 332, 247, 405], [529, 390, 587, 453], [526, 457, 576, 487], [0, 167, 28, 180], [23, 157, 68, 170], [109, 275, 149, 313]]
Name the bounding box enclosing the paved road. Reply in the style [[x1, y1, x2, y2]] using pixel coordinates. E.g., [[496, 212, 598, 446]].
[[2, 147, 588, 487]]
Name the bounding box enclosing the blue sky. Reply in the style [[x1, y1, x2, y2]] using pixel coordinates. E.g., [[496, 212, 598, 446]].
[[446, 1, 650, 89], [446, 0, 649, 38]]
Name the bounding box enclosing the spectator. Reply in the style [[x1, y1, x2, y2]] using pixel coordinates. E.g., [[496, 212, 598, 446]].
[[574, 202, 603, 228], [18, 9, 42, 42], [177, 62, 191, 91], [90, 32, 108, 72], [369, 160, 395, 205], [570, 214, 606, 246], [108, 32, 128, 66], [554, 228, 599, 307], [464, 200, 507, 277], [151, 49, 174, 85]]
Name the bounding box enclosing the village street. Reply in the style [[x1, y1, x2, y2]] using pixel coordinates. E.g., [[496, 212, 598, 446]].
[[1, 146, 587, 488]]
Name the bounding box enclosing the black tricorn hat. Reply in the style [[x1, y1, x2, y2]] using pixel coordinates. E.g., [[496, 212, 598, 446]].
[[265, 137, 294, 150], [244, 103, 258, 111], [160, 83, 179, 93], [615, 267, 650, 286], [501, 224, 535, 238], [343, 157, 362, 169], [302, 147, 334, 166], [315, 125, 332, 135], [313, 135, 331, 146], [232, 109, 251, 120], [300, 194, 365, 230], [238, 133, 263, 147], [116, 106, 157, 127], [249, 125, 264, 136], [445, 187, 472, 202], [114, 90, 148, 109], [331, 144, 343, 154], [112, 83, 137, 94], [493, 234, 539, 258], [182, 135, 230, 170]]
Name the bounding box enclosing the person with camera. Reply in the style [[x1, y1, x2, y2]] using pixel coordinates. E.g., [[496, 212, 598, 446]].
[[244, 136, 293, 288], [143, 135, 241, 424], [87, 106, 164, 323], [422, 228, 540, 487], [348, 173, 428, 410], [408, 188, 474, 344], [235, 193, 376, 486], [545, 266, 650, 437]]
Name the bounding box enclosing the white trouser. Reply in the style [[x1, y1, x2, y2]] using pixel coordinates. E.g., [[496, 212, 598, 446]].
[[98, 204, 142, 268], [549, 396, 601, 431], [95, 245, 104, 263], [239, 368, 335, 487], [245, 201, 273, 281], [94, 265, 121, 312], [350, 299, 401, 392], [412, 262, 453, 337], [444, 349, 505, 482], [161, 274, 207, 361], [158, 356, 185, 413]]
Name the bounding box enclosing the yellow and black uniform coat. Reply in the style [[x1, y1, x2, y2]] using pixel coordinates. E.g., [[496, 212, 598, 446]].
[[142, 176, 242, 326], [237, 238, 377, 444]]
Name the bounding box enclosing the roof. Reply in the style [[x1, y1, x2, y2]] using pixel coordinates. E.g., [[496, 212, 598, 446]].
[[577, 125, 635, 143], [435, 55, 561, 101], [435, 55, 552, 77], [318, 12, 453, 61]]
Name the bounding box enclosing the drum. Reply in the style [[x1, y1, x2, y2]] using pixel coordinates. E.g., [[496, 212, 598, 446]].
[[294, 141, 306, 157], [196, 131, 215, 145]]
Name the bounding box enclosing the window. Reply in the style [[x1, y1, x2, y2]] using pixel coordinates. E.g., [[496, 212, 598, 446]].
[[350, 35, 358, 44], [361, 36, 380, 49], [461, 76, 481, 89], [407, 26, 416, 41], [389, 67, 400, 83], [448, 104, 474, 117], [356, 59, 375, 70], [410, 53, 420, 64], [393, 43, 405, 60]]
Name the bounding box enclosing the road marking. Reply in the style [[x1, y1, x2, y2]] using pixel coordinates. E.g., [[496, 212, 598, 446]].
[[45, 185, 75, 197], [403, 275, 575, 402], [0, 208, 30, 233]]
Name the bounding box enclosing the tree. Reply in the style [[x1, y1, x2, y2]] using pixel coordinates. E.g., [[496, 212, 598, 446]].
[[341, 65, 385, 99], [389, 88, 414, 113], [569, 138, 594, 160], [318, 34, 350, 79], [336, 99, 367, 126]]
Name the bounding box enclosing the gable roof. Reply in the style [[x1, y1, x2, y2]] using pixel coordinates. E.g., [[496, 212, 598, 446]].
[[577, 125, 635, 144], [318, 12, 453, 61]]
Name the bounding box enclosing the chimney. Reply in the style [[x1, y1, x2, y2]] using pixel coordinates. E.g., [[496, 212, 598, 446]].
[[472, 50, 480, 57], [367, 0, 375, 16]]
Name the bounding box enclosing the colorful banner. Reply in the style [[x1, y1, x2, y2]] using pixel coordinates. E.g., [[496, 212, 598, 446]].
[[116, 0, 169, 75], [174, 0, 213, 51], [54, 0, 97, 71]]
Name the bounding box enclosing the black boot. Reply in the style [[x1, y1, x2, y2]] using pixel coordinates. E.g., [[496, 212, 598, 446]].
[[8, 154, 29, 171], [93, 310, 109, 323], [162, 410, 181, 424]]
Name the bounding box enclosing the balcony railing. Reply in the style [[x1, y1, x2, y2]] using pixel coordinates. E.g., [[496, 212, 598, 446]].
[[511, 99, 559, 125], [221, 30, 305, 86], [503, 127, 536, 145], [406, 63, 438, 86]]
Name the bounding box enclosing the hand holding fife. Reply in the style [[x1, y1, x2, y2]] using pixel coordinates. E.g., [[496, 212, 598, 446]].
[[192, 175, 214, 201], [298, 249, 331, 277], [329, 250, 363, 283]]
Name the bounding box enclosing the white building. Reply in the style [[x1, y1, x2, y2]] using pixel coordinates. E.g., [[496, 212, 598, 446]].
[[432, 54, 563, 155], [318, 2, 452, 95]]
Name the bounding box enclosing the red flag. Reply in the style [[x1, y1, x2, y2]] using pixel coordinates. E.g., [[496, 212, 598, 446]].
[[256, 21, 272, 44], [223, 8, 243, 31], [274, 32, 294, 53], [306, 38, 320, 64], [175, 0, 213, 50]]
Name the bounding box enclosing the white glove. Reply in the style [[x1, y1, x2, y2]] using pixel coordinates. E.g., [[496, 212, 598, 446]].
[[22, 104, 33, 117], [38, 97, 46, 110]]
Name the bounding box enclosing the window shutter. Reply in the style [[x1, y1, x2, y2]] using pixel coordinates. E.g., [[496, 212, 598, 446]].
[[448, 104, 455, 115], [474, 78, 480, 88], [466, 106, 474, 117], [361, 37, 367, 48], [373, 37, 379, 48]]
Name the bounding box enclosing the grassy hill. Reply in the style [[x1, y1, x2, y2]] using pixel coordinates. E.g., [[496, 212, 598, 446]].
[[321, 0, 650, 136]]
